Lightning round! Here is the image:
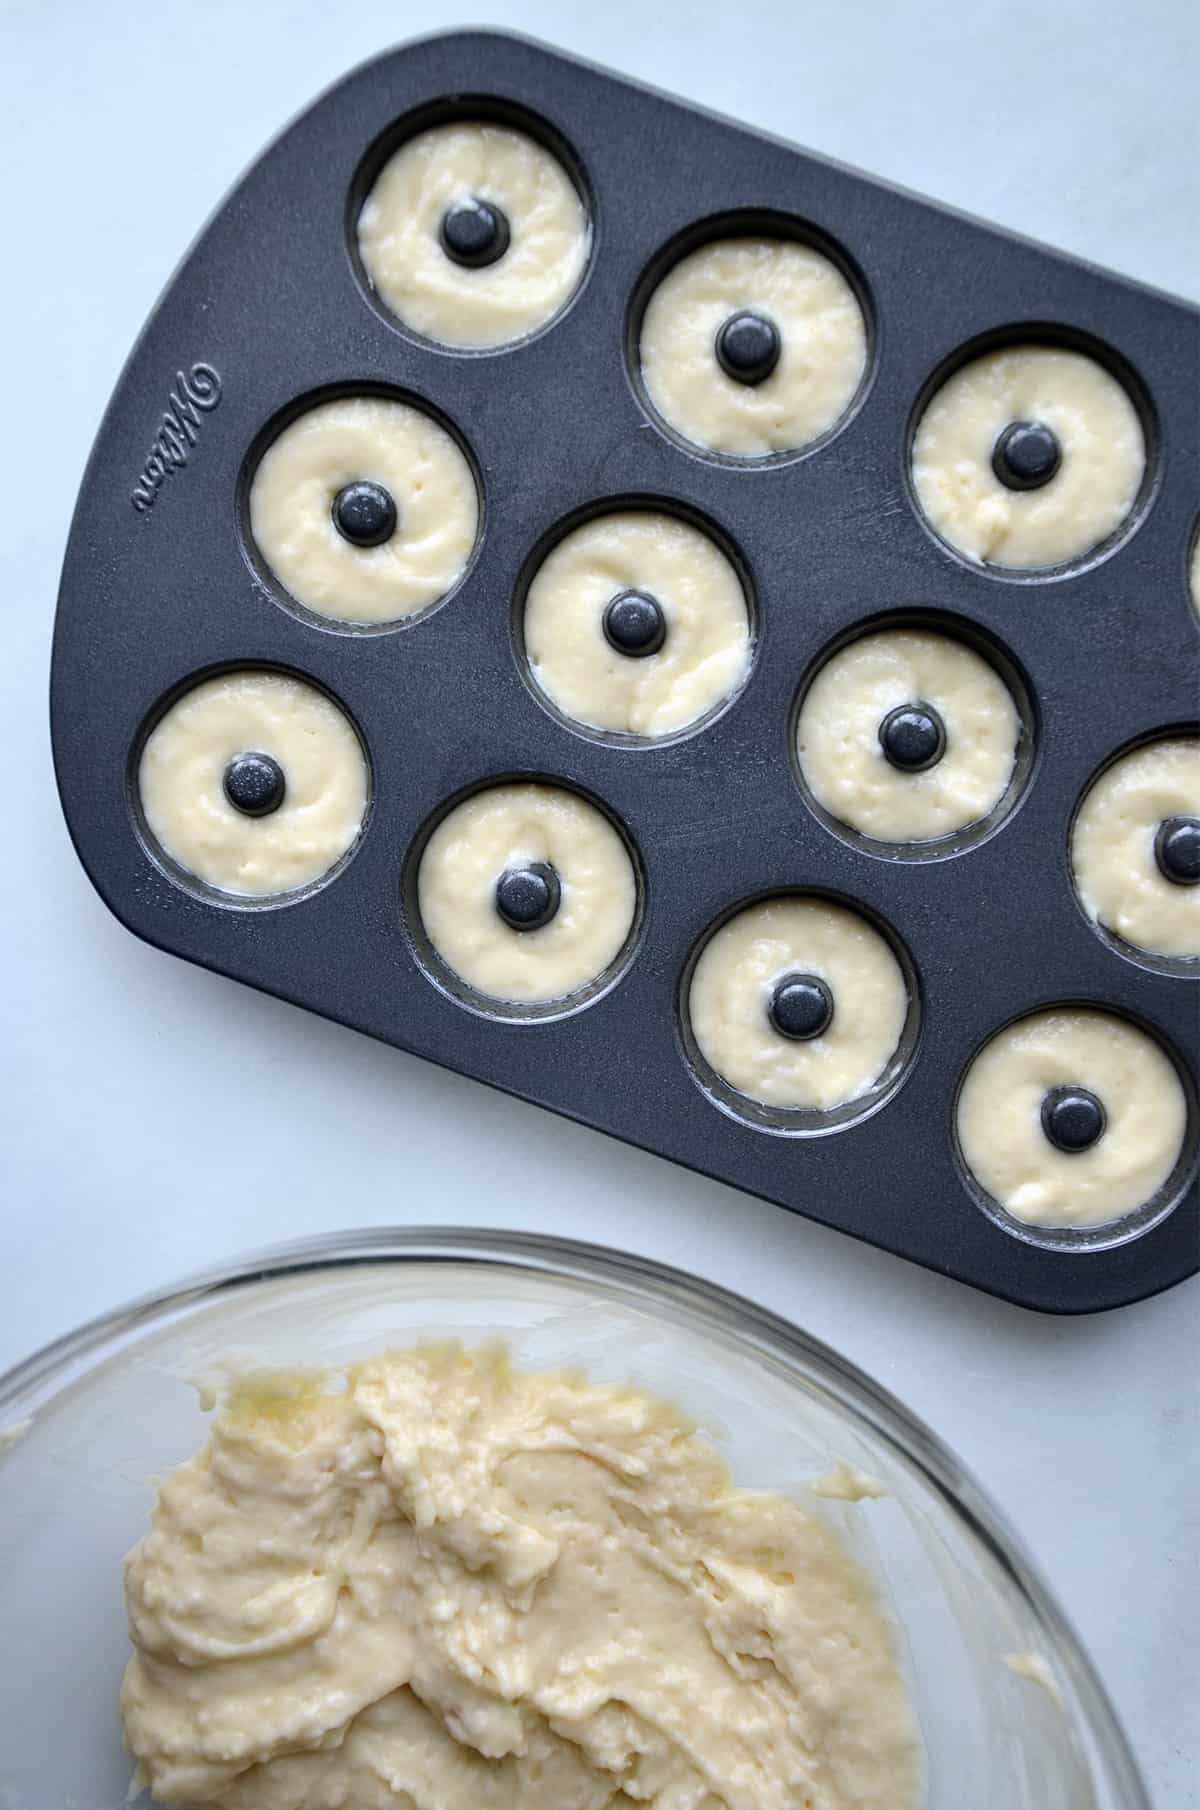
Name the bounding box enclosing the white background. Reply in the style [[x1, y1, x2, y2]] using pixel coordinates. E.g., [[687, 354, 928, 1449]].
[[2, 1, 1197, 1802]]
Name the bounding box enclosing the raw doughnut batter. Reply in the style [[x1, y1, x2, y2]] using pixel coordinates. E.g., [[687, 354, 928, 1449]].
[[688, 896, 908, 1110], [249, 396, 477, 626], [417, 783, 637, 1003], [911, 344, 1145, 569], [357, 122, 589, 348], [796, 627, 1021, 842], [1071, 738, 1200, 960], [138, 671, 368, 898], [640, 237, 867, 458], [523, 510, 751, 737], [957, 1007, 1187, 1229], [120, 1342, 916, 1810]]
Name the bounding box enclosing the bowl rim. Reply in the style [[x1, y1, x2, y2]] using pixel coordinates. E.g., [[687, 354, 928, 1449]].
[[0, 1224, 1150, 1808]]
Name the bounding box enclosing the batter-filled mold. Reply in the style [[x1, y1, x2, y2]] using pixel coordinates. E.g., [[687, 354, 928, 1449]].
[[404, 779, 643, 1020], [518, 501, 754, 742], [682, 893, 920, 1134], [910, 332, 1153, 573], [134, 669, 370, 903], [956, 1005, 1193, 1249], [1071, 731, 1200, 973], [794, 617, 1031, 855], [632, 213, 872, 462], [353, 105, 591, 349], [244, 390, 480, 629]]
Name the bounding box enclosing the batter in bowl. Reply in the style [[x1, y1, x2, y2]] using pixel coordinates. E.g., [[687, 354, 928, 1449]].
[[911, 343, 1145, 570], [120, 1341, 916, 1810], [957, 1007, 1187, 1229], [639, 236, 867, 458], [688, 896, 909, 1111], [357, 121, 590, 348], [416, 783, 637, 1005], [523, 510, 751, 737], [249, 395, 477, 626], [138, 671, 368, 899], [1071, 737, 1200, 960], [796, 626, 1021, 843]]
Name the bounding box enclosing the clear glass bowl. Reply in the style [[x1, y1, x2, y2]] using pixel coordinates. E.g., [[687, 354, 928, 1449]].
[[0, 1228, 1147, 1810]]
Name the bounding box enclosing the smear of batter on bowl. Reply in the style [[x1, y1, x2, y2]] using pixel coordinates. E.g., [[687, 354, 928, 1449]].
[[0, 1417, 32, 1454], [1003, 1650, 1065, 1709], [812, 1459, 887, 1501], [121, 1341, 917, 1809]]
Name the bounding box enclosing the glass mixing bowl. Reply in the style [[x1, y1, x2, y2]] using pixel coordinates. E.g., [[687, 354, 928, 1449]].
[[0, 1228, 1147, 1810]]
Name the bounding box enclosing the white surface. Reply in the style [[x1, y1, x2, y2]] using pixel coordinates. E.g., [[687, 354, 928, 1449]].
[[0, 2, 1196, 1805]]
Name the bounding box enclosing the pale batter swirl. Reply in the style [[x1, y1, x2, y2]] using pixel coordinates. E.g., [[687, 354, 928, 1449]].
[[911, 344, 1144, 570], [249, 395, 477, 626], [120, 1343, 916, 1810], [417, 783, 637, 1005], [957, 1007, 1187, 1229], [523, 510, 752, 737], [640, 237, 867, 458], [1071, 737, 1200, 960], [138, 671, 368, 899], [688, 896, 909, 1111], [357, 121, 589, 348], [796, 627, 1020, 842]]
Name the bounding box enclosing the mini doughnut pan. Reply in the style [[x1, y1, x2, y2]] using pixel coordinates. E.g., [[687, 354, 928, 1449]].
[[51, 31, 1199, 1312]]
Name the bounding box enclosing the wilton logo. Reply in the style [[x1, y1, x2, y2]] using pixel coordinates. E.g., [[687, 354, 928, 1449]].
[[130, 363, 222, 513]]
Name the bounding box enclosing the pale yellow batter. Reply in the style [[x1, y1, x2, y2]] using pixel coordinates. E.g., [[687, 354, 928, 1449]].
[[357, 122, 590, 348], [957, 1007, 1188, 1229], [911, 344, 1145, 569], [640, 237, 867, 458], [1071, 738, 1200, 960], [796, 627, 1020, 842], [249, 396, 477, 626], [523, 510, 751, 737], [138, 671, 368, 898], [121, 1343, 916, 1810], [689, 896, 909, 1110], [417, 784, 637, 1004]]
